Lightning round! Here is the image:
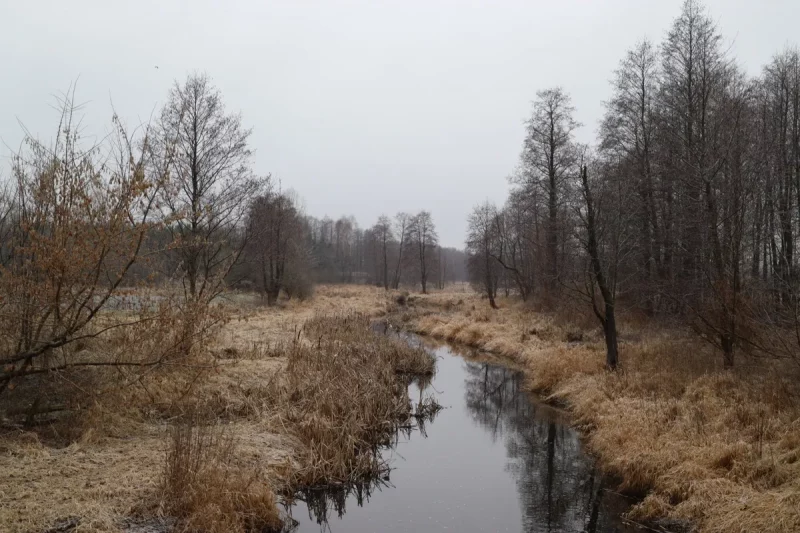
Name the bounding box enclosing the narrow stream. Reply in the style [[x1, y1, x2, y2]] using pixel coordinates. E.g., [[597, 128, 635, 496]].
[[287, 336, 638, 533]]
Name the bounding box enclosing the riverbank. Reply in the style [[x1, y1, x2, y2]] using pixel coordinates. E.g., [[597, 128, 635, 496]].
[[287, 330, 640, 532], [4, 285, 798, 532], [395, 290, 800, 533], [0, 286, 407, 533]]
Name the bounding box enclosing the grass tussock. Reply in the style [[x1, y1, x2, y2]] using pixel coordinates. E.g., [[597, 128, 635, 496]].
[[398, 289, 800, 533], [269, 313, 436, 490], [161, 419, 282, 533]]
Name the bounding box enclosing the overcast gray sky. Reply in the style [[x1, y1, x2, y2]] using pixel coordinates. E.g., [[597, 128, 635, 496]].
[[1, 1, 798, 247]]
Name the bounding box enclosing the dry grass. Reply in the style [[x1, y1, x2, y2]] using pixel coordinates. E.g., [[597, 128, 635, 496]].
[[399, 289, 800, 533], [160, 420, 282, 533], [0, 285, 399, 533], [268, 313, 436, 491], [0, 428, 163, 532]]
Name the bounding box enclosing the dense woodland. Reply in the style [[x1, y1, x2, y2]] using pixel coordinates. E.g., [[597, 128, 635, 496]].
[[467, 0, 800, 369]]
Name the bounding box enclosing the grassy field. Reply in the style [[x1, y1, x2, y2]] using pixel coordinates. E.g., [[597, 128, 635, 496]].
[[397, 289, 800, 533], [3, 284, 798, 532], [0, 285, 403, 533]]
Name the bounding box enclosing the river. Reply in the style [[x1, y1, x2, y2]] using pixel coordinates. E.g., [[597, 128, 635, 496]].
[[286, 335, 638, 533]]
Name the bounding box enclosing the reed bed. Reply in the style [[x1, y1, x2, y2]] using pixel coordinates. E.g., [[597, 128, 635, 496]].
[[161, 420, 282, 533], [269, 313, 436, 491]]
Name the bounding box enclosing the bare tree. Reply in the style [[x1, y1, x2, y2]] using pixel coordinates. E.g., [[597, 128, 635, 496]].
[[392, 212, 411, 289], [152, 73, 263, 301], [572, 160, 636, 370], [371, 215, 394, 290], [406, 211, 439, 294], [466, 202, 502, 308], [601, 38, 661, 312], [245, 189, 306, 305], [492, 195, 538, 301], [518, 88, 580, 290]]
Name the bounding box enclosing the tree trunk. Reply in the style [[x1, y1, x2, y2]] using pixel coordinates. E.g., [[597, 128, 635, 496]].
[[488, 290, 498, 309], [486, 269, 498, 309], [383, 238, 389, 290], [393, 241, 404, 290], [267, 286, 279, 306], [721, 333, 734, 368], [603, 302, 618, 370], [581, 165, 619, 371]]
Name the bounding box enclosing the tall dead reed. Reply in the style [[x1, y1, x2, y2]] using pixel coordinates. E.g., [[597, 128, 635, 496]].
[[161, 417, 283, 533], [273, 313, 436, 491]]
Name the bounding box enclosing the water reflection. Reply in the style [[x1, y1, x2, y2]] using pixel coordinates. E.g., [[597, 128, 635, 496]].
[[290, 476, 389, 528], [287, 340, 636, 533], [464, 360, 632, 533], [286, 388, 436, 530]]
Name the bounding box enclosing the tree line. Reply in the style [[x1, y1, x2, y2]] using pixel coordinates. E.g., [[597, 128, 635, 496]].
[[236, 199, 467, 300], [0, 73, 465, 387], [467, 0, 800, 370], [275, 209, 467, 293]]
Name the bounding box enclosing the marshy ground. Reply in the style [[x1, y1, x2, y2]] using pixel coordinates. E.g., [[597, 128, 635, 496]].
[[2, 285, 799, 532], [0, 286, 418, 532], [399, 291, 800, 533]]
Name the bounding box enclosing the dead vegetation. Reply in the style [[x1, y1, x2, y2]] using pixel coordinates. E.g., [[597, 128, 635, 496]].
[[398, 289, 800, 533], [269, 313, 435, 491], [8, 281, 797, 532], [0, 285, 436, 533], [160, 420, 282, 533]]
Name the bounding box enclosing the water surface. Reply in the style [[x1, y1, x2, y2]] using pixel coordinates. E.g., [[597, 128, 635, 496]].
[[288, 338, 637, 533]]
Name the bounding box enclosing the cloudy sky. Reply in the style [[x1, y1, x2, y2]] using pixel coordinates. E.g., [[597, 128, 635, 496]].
[[1, 0, 798, 247]]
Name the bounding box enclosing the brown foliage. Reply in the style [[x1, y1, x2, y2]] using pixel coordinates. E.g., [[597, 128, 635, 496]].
[[0, 91, 165, 391]]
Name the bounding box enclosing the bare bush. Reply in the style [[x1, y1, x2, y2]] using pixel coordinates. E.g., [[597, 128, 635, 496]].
[[0, 89, 165, 392]]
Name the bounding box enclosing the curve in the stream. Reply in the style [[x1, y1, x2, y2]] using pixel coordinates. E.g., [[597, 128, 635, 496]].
[[287, 335, 638, 533]]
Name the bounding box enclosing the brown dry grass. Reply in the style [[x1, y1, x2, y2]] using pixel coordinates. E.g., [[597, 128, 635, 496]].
[[267, 313, 435, 491], [0, 285, 397, 533], [160, 420, 281, 533], [399, 289, 800, 533]]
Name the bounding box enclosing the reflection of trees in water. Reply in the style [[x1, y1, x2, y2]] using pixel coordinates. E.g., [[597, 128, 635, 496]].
[[289, 476, 389, 532], [464, 361, 624, 533], [288, 390, 438, 531]]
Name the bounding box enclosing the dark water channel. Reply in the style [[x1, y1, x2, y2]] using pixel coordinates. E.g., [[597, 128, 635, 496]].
[[287, 336, 638, 533]]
